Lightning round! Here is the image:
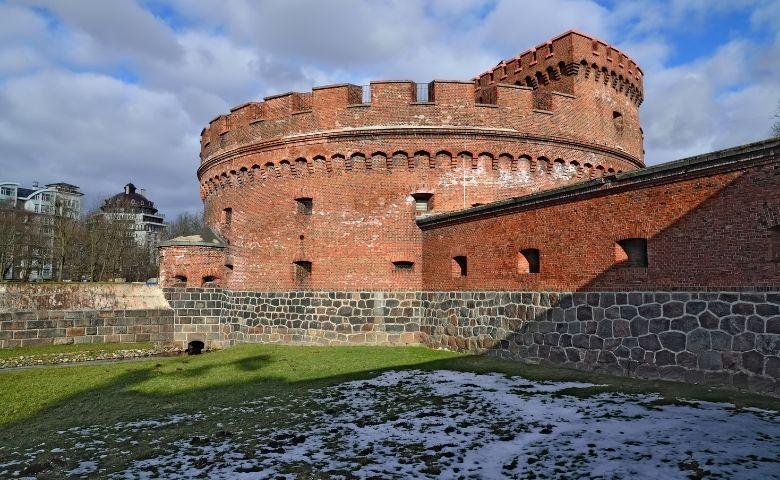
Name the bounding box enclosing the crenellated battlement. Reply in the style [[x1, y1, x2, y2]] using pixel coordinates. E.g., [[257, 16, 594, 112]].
[[168, 30, 652, 293], [200, 72, 642, 168], [473, 30, 643, 104]]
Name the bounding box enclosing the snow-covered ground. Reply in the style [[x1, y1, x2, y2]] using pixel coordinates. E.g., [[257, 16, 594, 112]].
[[2, 370, 779, 479]]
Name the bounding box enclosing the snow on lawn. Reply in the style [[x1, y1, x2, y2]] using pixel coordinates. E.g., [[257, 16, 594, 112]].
[[3, 370, 780, 479]]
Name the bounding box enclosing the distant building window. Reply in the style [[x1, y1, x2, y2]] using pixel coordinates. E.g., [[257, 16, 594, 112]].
[[1, 187, 12, 196], [294, 260, 312, 286], [452, 256, 467, 278], [41, 194, 52, 202], [771, 226, 780, 262], [518, 248, 540, 274], [615, 238, 648, 267], [296, 197, 313, 215], [392, 261, 415, 271], [412, 193, 433, 216]]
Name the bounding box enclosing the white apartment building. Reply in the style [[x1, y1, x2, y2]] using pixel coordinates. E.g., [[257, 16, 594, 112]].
[[0, 181, 83, 280]]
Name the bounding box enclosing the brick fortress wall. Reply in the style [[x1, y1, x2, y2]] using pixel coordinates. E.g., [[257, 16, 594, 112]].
[[419, 139, 780, 291], [161, 30, 644, 291]]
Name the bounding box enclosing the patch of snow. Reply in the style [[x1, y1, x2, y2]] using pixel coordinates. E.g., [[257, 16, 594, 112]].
[[5, 370, 779, 479]]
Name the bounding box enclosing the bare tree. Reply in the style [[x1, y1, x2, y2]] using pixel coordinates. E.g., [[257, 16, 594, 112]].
[[774, 100, 780, 137], [51, 197, 82, 281], [0, 201, 24, 278], [163, 211, 204, 240], [0, 202, 46, 280]]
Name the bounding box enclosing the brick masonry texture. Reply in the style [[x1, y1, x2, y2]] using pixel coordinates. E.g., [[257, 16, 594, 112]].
[[161, 288, 780, 396], [0, 309, 173, 348], [420, 140, 780, 291], [159, 30, 646, 291]]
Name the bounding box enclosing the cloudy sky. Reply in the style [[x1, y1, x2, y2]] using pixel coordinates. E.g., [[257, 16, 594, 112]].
[[1, 0, 779, 216]]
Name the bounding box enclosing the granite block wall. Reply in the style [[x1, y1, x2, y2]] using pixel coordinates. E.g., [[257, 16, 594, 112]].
[[162, 287, 227, 348], [0, 308, 174, 348], [221, 290, 421, 346], [421, 291, 780, 395]]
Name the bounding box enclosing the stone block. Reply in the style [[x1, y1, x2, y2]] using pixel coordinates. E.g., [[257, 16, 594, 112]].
[[698, 351, 722, 370], [658, 331, 686, 352]]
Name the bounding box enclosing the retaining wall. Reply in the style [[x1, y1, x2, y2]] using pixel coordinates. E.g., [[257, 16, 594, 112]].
[[1, 285, 777, 396], [0, 309, 174, 348], [164, 287, 780, 396]]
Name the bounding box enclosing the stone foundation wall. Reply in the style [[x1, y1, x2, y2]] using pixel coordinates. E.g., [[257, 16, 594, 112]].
[[3, 286, 777, 396], [0, 309, 174, 348], [161, 287, 779, 396], [421, 291, 780, 396], [222, 290, 421, 345], [162, 288, 227, 348]]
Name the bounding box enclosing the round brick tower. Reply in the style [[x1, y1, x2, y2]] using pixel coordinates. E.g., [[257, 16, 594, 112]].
[[160, 30, 644, 290]]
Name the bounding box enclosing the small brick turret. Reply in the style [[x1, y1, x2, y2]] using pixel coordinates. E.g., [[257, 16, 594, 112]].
[[160, 30, 645, 290]]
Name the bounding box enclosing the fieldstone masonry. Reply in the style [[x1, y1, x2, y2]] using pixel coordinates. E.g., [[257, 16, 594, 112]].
[[421, 291, 780, 395], [223, 290, 421, 345], [164, 288, 779, 395], [1, 287, 777, 396]]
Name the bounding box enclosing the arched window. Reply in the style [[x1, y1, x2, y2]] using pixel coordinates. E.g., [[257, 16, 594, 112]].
[[452, 256, 467, 278], [173, 275, 187, 285], [615, 238, 648, 267], [518, 249, 540, 274], [613, 111, 624, 131], [201, 275, 219, 287]]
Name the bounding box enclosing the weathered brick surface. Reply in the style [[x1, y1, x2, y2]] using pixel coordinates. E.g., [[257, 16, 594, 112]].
[[159, 246, 226, 288], [161, 31, 645, 291], [420, 144, 780, 291], [0, 309, 174, 348]]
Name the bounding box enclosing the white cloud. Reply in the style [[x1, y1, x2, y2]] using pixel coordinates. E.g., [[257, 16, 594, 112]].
[[642, 36, 780, 163], [0, 70, 200, 213], [0, 0, 777, 215]]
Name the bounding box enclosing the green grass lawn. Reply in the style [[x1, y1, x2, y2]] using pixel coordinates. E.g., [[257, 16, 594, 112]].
[[0, 343, 778, 474], [0, 342, 155, 360], [2, 344, 777, 478]]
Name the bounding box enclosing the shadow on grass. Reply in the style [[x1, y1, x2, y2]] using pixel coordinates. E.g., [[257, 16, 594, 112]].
[[0, 344, 778, 451]]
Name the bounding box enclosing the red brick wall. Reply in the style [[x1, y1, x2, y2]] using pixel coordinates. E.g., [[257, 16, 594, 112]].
[[189, 31, 645, 291], [159, 245, 227, 288], [165, 31, 648, 291], [420, 162, 780, 291]]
